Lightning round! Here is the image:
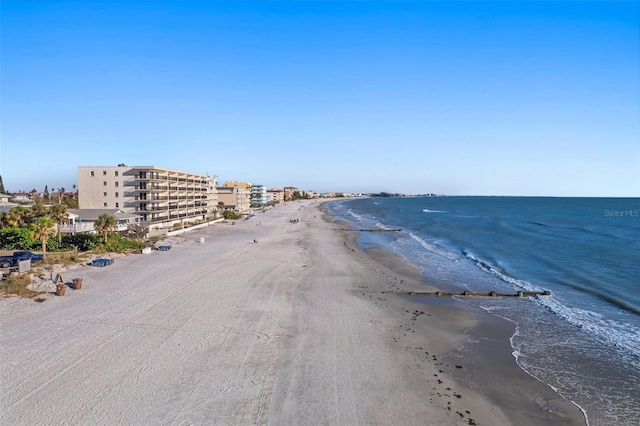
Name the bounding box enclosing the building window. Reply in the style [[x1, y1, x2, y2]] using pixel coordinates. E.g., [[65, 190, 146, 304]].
[[103, 181, 107, 186], [115, 182, 119, 187], [103, 192, 107, 196], [103, 171, 107, 175], [115, 171, 119, 176], [115, 203, 119, 208], [103, 202, 108, 207], [115, 192, 119, 197], [90, 171, 95, 177]]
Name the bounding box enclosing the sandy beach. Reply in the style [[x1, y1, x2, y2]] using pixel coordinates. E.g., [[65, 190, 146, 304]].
[[0, 199, 585, 425]]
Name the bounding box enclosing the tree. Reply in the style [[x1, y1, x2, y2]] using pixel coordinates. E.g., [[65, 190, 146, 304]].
[[0, 174, 6, 193], [57, 187, 66, 203], [222, 210, 241, 220], [31, 216, 56, 259], [49, 203, 69, 243], [94, 214, 116, 244], [62, 197, 79, 209], [5, 206, 29, 227], [28, 203, 47, 223]]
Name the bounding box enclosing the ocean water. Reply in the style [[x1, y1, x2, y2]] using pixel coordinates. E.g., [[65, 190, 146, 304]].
[[327, 196, 640, 426]]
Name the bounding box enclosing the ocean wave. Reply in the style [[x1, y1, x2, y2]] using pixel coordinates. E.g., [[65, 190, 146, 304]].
[[536, 296, 640, 360], [346, 208, 365, 221], [422, 209, 446, 213], [409, 233, 458, 260], [375, 222, 395, 231], [464, 250, 543, 292]]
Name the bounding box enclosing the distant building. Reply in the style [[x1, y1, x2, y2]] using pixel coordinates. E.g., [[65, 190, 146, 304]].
[[251, 184, 268, 206], [216, 186, 251, 213], [267, 188, 285, 204], [284, 186, 300, 201], [222, 181, 252, 191], [51, 191, 78, 201], [78, 165, 218, 228], [0, 193, 19, 213], [11, 192, 33, 203]]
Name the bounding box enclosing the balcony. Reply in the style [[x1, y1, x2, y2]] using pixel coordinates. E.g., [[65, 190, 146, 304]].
[[59, 223, 130, 233]]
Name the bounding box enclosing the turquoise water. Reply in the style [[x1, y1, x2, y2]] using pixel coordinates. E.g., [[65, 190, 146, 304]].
[[328, 196, 640, 426]]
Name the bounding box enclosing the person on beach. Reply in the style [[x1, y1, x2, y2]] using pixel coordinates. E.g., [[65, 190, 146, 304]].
[[253, 239, 258, 244]]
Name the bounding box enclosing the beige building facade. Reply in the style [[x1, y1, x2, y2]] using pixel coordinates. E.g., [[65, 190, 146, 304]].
[[267, 189, 285, 204], [222, 181, 252, 191], [283, 186, 300, 201], [78, 165, 218, 228], [216, 187, 251, 213]]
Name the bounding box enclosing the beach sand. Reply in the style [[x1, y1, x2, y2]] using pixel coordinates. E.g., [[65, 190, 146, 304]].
[[0, 200, 585, 425]]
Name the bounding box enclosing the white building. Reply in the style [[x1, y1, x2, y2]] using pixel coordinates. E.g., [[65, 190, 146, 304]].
[[0, 193, 19, 213], [250, 184, 268, 206], [60, 209, 142, 234]]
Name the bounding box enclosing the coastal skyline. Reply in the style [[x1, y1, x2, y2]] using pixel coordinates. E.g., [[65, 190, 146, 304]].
[[1, 1, 638, 197]]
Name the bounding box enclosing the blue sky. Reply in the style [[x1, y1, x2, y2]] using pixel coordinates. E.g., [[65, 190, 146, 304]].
[[1, 1, 638, 196]]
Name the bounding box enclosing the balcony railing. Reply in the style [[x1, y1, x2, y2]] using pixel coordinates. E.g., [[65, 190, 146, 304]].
[[59, 223, 130, 233]]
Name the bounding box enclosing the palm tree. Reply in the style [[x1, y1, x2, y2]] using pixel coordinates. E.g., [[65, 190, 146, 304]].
[[94, 214, 116, 244], [6, 206, 29, 227], [31, 216, 57, 259], [49, 203, 69, 243], [28, 203, 47, 223], [58, 187, 66, 203]]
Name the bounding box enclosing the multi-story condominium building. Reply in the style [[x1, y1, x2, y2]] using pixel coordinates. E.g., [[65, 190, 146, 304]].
[[250, 184, 268, 206], [78, 165, 218, 228], [222, 181, 252, 191], [267, 188, 285, 204], [284, 186, 301, 201], [216, 186, 251, 213]]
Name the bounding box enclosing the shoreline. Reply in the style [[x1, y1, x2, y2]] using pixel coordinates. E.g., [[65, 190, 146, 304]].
[[0, 199, 586, 425], [324, 200, 587, 425]]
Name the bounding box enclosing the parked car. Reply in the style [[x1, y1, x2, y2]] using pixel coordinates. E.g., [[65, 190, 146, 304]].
[[0, 251, 44, 268]]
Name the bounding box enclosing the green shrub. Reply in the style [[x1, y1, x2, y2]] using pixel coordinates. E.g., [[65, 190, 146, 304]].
[[223, 210, 242, 220], [99, 233, 145, 252], [0, 227, 38, 250], [61, 233, 100, 251]]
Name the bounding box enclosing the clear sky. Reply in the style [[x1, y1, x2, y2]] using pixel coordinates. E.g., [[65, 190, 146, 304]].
[[1, 1, 638, 196]]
